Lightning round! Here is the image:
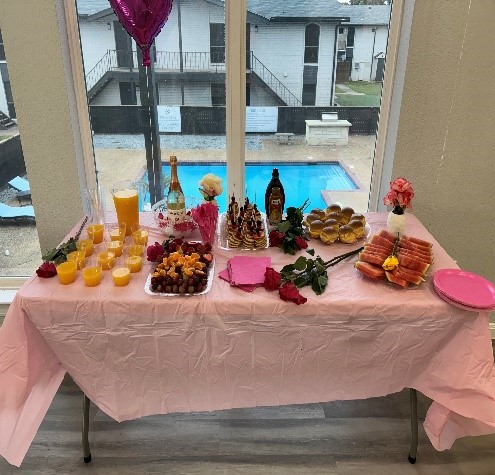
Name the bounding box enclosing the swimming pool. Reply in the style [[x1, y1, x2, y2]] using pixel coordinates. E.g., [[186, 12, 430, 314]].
[[149, 161, 358, 213]]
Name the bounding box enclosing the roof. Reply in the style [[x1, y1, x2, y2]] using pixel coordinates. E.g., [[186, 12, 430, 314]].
[[76, 0, 390, 25]]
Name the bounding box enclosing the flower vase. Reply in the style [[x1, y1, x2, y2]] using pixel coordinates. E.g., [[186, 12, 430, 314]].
[[387, 206, 406, 235]]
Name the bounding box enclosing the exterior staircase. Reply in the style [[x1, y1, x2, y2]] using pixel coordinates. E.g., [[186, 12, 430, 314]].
[[0, 110, 15, 129], [249, 53, 301, 107], [85, 50, 301, 107]]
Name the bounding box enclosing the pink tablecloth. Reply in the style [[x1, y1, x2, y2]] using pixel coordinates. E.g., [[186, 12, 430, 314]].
[[1, 213, 494, 466]]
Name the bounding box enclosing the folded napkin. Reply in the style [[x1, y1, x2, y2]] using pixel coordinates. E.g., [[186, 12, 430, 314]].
[[218, 269, 257, 292], [227, 256, 271, 286], [220, 256, 272, 292]]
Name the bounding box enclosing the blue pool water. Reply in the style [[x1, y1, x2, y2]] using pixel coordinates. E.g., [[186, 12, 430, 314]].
[[150, 162, 357, 213]]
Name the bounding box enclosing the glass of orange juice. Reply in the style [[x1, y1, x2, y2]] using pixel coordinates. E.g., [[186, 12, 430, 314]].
[[126, 255, 143, 273], [67, 249, 86, 270], [107, 240, 123, 257], [112, 264, 131, 286], [78, 238, 94, 257], [97, 251, 116, 270], [87, 223, 104, 244], [111, 180, 139, 237], [82, 258, 102, 287], [108, 223, 126, 242], [56, 261, 77, 285], [131, 224, 149, 246], [128, 244, 144, 257]]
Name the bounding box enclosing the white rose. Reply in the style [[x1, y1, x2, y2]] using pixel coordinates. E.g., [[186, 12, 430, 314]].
[[199, 173, 223, 197]]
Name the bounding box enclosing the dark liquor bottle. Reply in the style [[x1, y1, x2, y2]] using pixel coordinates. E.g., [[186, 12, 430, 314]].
[[264, 168, 285, 219], [268, 187, 283, 225]]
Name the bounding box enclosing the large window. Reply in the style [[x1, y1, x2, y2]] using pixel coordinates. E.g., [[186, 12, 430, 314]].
[[0, 0, 403, 282]]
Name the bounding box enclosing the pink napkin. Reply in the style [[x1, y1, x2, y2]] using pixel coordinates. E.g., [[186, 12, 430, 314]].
[[219, 256, 271, 292], [218, 269, 257, 292], [227, 256, 271, 286]]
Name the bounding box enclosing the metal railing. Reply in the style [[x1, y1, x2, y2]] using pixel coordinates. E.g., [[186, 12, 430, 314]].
[[85, 50, 119, 91], [155, 51, 226, 73], [85, 50, 300, 106], [249, 52, 301, 107]]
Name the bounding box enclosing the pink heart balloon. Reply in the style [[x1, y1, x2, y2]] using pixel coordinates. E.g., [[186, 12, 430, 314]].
[[109, 0, 174, 66]]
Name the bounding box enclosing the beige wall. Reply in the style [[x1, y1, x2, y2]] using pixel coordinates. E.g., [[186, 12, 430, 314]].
[[393, 0, 495, 282]]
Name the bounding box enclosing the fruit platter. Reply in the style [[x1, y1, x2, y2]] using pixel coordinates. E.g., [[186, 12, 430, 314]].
[[145, 238, 214, 296], [354, 229, 433, 288]]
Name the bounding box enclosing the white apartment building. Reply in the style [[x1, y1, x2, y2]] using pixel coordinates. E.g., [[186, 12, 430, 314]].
[[77, 0, 390, 108]]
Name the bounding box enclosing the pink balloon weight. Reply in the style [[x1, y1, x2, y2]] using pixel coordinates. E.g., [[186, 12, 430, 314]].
[[109, 0, 174, 66]]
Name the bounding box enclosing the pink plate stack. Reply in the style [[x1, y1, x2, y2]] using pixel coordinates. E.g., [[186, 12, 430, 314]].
[[433, 268, 495, 311]]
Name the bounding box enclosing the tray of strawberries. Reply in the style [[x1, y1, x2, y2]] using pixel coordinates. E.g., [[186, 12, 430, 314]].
[[145, 238, 215, 296]]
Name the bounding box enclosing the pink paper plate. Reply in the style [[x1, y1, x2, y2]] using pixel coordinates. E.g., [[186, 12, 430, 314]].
[[433, 269, 495, 309], [434, 285, 482, 312]]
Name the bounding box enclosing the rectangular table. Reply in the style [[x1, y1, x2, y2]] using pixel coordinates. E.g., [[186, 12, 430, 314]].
[[1, 212, 494, 467]]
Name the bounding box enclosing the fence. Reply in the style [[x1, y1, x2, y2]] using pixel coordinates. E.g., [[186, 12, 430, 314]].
[[0, 135, 25, 189], [90, 106, 379, 135]]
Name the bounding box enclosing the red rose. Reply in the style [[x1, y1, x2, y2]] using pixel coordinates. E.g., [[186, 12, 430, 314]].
[[264, 267, 282, 291], [279, 282, 307, 305], [36, 261, 57, 278], [294, 235, 308, 249], [269, 230, 285, 247], [147, 242, 164, 262]]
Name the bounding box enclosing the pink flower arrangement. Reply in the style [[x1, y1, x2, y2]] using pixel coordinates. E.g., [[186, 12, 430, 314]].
[[383, 177, 414, 210]]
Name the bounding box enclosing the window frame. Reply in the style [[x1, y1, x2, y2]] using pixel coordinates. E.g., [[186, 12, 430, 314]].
[[0, 0, 408, 303]]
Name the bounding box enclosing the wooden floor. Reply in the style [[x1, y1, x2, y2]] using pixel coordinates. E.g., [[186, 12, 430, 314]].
[[2, 344, 495, 474]]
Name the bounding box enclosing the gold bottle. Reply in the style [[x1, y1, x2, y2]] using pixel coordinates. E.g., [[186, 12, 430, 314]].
[[166, 156, 186, 224]]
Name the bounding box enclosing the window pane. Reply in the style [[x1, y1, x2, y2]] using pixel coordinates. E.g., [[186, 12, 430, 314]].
[[0, 59, 40, 276], [210, 23, 225, 47], [246, 0, 393, 214], [305, 24, 320, 47], [77, 0, 226, 215], [304, 47, 319, 64]]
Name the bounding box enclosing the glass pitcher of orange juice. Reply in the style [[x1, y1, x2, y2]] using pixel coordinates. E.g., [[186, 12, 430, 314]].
[[111, 180, 139, 236]]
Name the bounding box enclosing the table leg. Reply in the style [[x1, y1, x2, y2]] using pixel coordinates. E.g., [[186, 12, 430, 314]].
[[82, 394, 92, 463], [408, 388, 418, 464]]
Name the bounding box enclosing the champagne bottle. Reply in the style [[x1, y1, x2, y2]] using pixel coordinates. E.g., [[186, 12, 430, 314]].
[[167, 156, 186, 224], [265, 168, 285, 218]]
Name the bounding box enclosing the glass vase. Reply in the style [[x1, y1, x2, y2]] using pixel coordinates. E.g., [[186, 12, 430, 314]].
[[387, 205, 406, 235]]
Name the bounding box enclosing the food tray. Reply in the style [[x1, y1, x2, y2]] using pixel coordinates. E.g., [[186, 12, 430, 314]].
[[144, 258, 215, 297], [217, 212, 269, 251]]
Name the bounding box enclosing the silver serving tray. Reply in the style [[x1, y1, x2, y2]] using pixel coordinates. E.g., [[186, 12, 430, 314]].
[[144, 258, 215, 297], [217, 212, 269, 251]]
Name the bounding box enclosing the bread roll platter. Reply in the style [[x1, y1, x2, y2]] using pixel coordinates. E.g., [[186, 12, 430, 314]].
[[303, 204, 370, 244]]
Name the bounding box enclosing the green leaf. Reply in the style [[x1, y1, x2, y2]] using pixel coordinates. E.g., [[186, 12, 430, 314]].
[[318, 275, 328, 286], [315, 260, 325, 273], [294, 256, 307, 271], [294, 274, 311, 288], [281, 263, 294, 272], [311, 277, 324, 295], [306, 249, 315, 256], [277, 221, 290, 233]]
